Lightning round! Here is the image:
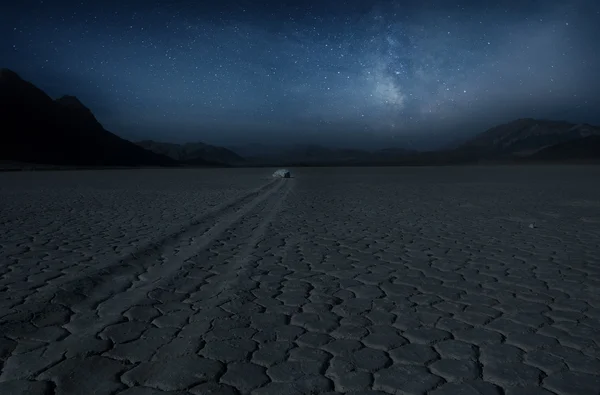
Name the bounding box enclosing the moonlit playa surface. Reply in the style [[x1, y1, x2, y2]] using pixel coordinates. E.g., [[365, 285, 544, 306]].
[[0, 166, 599, 394], [272, 169, 291, 178]]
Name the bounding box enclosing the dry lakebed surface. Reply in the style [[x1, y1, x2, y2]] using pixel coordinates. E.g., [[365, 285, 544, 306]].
[[0, 166, 599, 395]]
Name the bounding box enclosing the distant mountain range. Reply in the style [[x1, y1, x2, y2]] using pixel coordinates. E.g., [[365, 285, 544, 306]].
[[524, 135, 600, 162], [226, 119, 600, 166], [459, 118, 600, 158], [440, 118, 600, 164], [136, 140, 245, 166], [1, 68, 598, 168]]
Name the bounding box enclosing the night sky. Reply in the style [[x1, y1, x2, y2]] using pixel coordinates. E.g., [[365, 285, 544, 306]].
[[2, 0, 600, 149]]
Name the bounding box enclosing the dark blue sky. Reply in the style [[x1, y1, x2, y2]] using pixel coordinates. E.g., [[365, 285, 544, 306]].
[[2, 0, 600, 149]]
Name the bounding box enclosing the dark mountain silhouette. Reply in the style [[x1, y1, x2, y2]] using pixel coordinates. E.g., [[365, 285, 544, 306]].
[[525, 135, 600, 162], [136, 140, 245, 166], [0, 69, 177, 167], [458, 118, 600, 159]]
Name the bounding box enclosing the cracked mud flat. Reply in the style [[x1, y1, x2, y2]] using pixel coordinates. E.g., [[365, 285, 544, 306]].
[[0, 165, 599, 395]]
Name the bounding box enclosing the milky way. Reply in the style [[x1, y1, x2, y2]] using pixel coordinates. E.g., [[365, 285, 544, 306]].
[[2, 0, 600, 148]]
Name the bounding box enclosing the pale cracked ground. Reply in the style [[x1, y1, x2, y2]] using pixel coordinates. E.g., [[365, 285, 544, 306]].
[[0, 166, 599, 395]]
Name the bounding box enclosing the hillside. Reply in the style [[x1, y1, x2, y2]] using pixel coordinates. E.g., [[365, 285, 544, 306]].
[[526, 135, 600, 162], [459, 118, 600, 159], [0, 68, 178, 167]]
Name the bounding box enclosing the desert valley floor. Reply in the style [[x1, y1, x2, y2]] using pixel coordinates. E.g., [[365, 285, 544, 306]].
[[0, 166, 599, 395]]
